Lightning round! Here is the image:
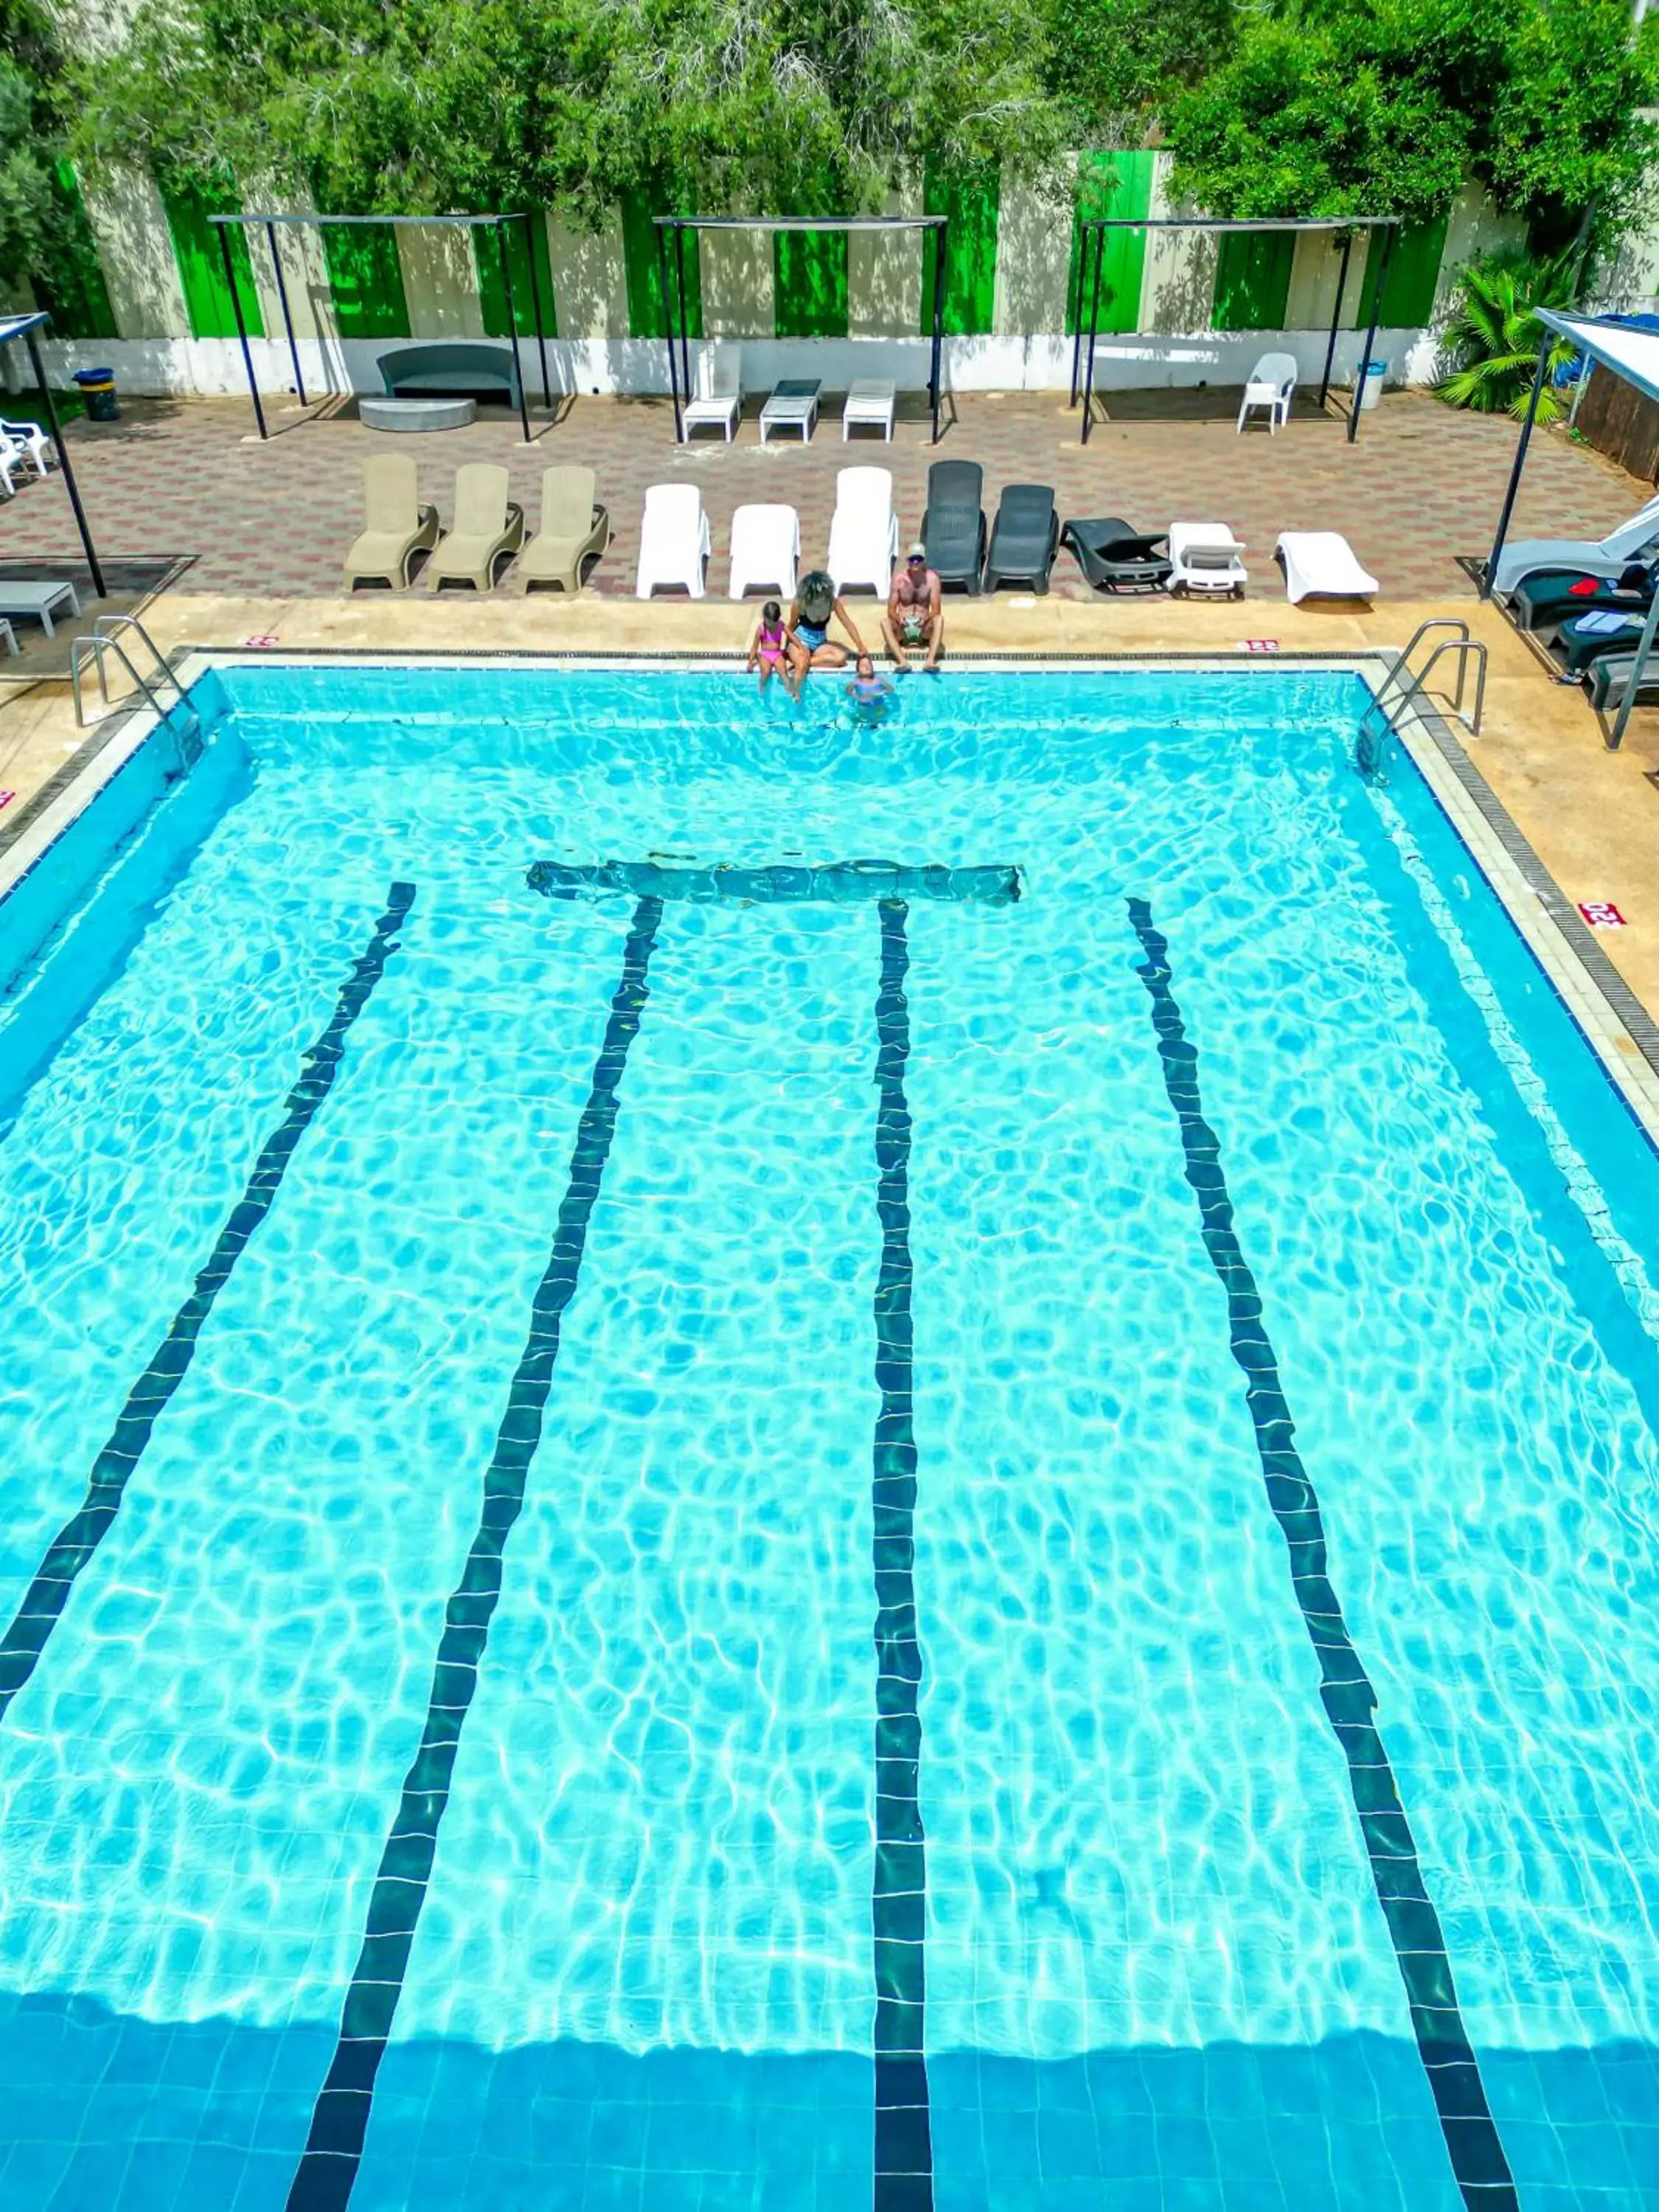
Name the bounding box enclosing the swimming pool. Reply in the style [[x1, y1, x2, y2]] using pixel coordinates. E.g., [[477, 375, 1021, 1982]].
[[0, 660, 1656, 2212]]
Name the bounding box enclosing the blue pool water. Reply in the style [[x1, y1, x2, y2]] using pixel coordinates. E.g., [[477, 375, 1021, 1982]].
[[0, 664, 1657, 2212]]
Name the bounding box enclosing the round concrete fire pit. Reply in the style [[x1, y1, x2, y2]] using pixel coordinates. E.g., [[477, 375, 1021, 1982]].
[[359, 396, 478, 433]]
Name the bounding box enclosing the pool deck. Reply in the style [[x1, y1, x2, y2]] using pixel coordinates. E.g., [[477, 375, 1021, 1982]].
[[2, 386, 1658, 1050]]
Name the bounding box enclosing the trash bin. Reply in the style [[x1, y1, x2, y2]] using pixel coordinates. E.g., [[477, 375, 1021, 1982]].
[[73, 367, 120, 422], [1359, 359, 1388, 412]]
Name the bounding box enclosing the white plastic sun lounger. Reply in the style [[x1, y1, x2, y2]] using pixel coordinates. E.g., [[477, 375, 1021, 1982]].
[[1167, 524, 1248, 596], [636, 483, 712, 599], [842, 380, 896, 441], [759, 378, 821, 445], [0, 618, 17, 658], [828, 467, 900, 596], [682, 344, 742, 442], [0, 579, 80, 636], [1491, 487, 1659, 597], [728, 504, 800, 599], [1276, 531, 1379, 603], [1237, 351, 1298, 434]]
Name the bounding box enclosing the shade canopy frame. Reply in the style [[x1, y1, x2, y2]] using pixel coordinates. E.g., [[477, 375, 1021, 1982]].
[[1072, 215, 1404, 445], [207, 212, 553, 444], [652, 214, 951, 444], [0, 310, 105, 599]]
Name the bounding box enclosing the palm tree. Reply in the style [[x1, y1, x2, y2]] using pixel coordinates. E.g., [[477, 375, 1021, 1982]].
[[1437, 250, 1582, 422]]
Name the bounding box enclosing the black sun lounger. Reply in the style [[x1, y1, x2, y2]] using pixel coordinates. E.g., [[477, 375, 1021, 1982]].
[[922, 460, 987, 594], [983, 484, 1059, 594], [1587, 650, 1659, 713], [1061, 517, 1173, 593]]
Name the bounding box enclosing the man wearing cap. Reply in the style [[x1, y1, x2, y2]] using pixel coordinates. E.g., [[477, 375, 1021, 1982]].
[[883, 543, 944, 672]]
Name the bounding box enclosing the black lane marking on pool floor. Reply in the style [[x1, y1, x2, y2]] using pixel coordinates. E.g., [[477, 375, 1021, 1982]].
[[1126, 897, 1517, 2212], [871, 898, 933, 2212], [0, 881, 417, 1727], [286, 894, 663, 2212]]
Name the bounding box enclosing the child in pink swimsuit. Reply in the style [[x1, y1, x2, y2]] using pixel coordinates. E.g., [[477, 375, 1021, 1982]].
[[747, 601, 796, 696]]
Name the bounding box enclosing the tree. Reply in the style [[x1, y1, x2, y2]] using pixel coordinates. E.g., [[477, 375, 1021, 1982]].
[[1164, 0, 1659, 250], [73, 0, 1066, 224], [1041, 0, 1235, 149]]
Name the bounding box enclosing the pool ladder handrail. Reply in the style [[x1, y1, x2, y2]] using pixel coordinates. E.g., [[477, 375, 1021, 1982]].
[[1358, 622, 1487, 779], [72, 613, 200, 752]]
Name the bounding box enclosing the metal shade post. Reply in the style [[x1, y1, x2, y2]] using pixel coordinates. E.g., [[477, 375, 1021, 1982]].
[[495, 223, 532, 443], [1080, 228, 1105, 446], [672, 224, 692, 403], [521, 212, 553, 406], [1070, 226, 1095, 408], [1347, 221, 1394, 444], [1610, 556, 1659, 748], [265, 220, 306, 405], [24, 324, 105, 599], [1320, 232, 1352, 409], [218, 222, 266, 439], [1483, 338, 1552, 599], [929, 218, 947, 445], [658, 225, 684, 441]]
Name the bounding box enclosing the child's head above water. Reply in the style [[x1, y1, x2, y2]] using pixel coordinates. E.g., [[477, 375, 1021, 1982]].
[[762, 600, 782, 625], [855, 652, 875, 678]]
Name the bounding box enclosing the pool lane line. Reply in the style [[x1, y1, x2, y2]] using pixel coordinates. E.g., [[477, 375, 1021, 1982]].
[[1124, 898, 1517, 2212], [871, 897, 933, 2212], [0, 881, 417, 1726], [286, 894, 663, 2212]]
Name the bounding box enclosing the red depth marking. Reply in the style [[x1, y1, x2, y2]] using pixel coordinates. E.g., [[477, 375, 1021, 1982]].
[[1578, 900, 1628, 929]]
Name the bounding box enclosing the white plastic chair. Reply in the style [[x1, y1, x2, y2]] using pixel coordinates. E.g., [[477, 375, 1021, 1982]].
[[0, 420, 50, 477], [636, 484, 712, 599], [728, 504, 800, 599], [0, 430, 33, 499], [682, 345, 742, 442], [827, 467, 900, 597], [1237, 351, 1298, 434], [1168, 523, 1248, 597]]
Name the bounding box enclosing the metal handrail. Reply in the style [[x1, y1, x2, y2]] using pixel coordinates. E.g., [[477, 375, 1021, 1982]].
[[1358, 637, 1488, 779], [1370, 617, 1472, 718], [72, 612, 197, 738]]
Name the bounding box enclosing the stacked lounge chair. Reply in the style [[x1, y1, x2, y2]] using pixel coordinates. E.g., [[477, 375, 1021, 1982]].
[[426, 465, 525, 591], [984, 485, 1059, 594], [922, 461, 987, 594], [518, 467, 611, 594], [344, 456, 440, 590]]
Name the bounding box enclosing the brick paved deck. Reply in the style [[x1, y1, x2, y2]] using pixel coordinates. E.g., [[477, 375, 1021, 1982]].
[[0, 383, 1646, 608]]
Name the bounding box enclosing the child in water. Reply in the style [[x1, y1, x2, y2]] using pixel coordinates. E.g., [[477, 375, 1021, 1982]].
[[846, 652, 894, 723], [747, 600, 796, 698]]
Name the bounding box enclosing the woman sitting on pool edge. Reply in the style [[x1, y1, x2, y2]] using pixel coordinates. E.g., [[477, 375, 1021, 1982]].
[[787, 571, 868, 687]]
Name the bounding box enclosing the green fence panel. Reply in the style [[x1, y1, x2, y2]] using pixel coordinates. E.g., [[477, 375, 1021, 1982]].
[[476, 215, 557, 340], [621, 194, 703, 341], [318, 222, 411, 340], [33, 163, 119, 340], [159, 176, 265, 340], [920, 165, 1000, 336], [1065, 150, 1154, 335], [1211, 231, 1295, 331], [775, 228, 849, 338], [1375, 215, 1449, 329]]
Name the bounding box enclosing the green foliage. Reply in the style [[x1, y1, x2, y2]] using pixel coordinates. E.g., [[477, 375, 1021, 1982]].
[[1436, 248, 1582, 419], [0, 0, 77, 297], [74, 0, 1064, 222], [1042, 0, 1234, 145], [1165, 0, 1659, 246]]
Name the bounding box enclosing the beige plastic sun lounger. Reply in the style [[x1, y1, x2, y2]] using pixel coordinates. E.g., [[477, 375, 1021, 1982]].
[[344, 456, 440, 591], [427, 464, 526, 591], [519, 467, 611, 594]]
